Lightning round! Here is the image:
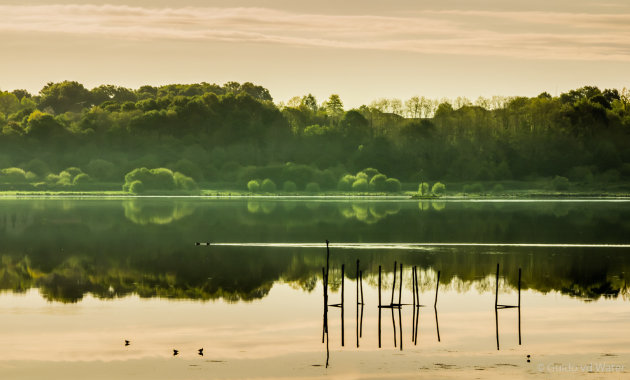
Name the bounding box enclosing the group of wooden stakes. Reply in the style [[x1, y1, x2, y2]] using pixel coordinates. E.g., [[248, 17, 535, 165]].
[[321, 240, 522, 364]]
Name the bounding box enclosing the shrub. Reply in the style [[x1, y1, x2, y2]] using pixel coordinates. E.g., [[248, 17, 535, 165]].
[[86, 159, 117, 181], [384, 178, 402, 193], [282, 180, 297, 192], [171, 159, 203, 180], [463, 183, 483, 194], [369, 174, 387, 191], [173, 172, 198, 190], [129, 180, 145, 194], [247, 179, 260, 192], [492, 183, 504, 193], [124, 167, 176, 191], [362, 168, 380, 180], [305, 182, 320, 193], [352, 178, 368, 192], [418, 182, 430, 196], [432, 182, 446, 195], [337, 177, 352, 191], [552, 175, 569, 191], [314, 169, 337, 190], [72, 173, 91, 186], [24, 159, 50, 177], [261, 178, 277, 193], [1, 167, 27, 183], [123, 167, 196, 193], [355, 172, 368, 181], [25, 171, 38, 181], [63, 167, 83, 178]]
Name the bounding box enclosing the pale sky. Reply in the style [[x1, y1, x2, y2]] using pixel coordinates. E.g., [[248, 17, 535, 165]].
[[1, 0, 629, 107]]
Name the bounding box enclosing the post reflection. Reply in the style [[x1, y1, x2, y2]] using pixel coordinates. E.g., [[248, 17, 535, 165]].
[[321, 247, 527, 367]]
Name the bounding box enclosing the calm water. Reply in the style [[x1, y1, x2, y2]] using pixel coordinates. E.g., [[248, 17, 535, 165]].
[[0, 198, 628, 379]]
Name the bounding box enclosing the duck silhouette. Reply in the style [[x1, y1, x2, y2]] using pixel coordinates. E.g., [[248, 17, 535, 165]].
[[124, 340, 130, 346], [173, 349, 179, 356], [198, 348, 204, 356]]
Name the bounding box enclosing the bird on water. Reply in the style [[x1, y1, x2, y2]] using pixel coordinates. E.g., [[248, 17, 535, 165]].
[[198, 348, 204, 356], [124, 340, 130, 346], [173, 349, 179, 356]]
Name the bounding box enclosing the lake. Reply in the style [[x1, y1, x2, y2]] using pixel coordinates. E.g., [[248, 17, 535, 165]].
[[0, 198, 628, 379]]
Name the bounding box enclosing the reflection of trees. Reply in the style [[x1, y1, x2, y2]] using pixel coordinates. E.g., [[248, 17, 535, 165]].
[[0, 199, 629, 302], [123, 200, 194, 225], [338, 202, 401, 224]]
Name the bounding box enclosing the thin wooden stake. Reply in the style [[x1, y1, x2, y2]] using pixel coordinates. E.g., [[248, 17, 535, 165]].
[[398, 263, 403, 306], [341, 263, 345, 347], [434, 270, 441, 308], [360, 270, 364, 305], [495, 263, 499, 309], [390, 261, 397, 305]]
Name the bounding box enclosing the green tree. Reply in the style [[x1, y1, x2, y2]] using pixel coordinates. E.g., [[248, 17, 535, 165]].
[[418, 182, 430, 196], [261, 178, 277, 193], [247, 180, 260, 192], [384, 178, 401, 192], [39, 81, 92, 113], [431, 182, 446, 196]]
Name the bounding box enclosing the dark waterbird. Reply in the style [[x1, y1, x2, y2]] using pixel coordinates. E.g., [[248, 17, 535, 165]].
[[173, 349, 179, 356], [198, 348, 204, 356], [124, 340, 130, 346]]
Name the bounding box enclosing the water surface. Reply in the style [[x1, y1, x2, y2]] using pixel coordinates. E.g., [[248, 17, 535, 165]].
[[0, 198, 628, 378]]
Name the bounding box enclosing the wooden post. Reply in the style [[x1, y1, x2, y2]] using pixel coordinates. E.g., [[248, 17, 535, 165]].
[[435, 307, 440, 342], [495, 263, 499, 309], [518, 267, 522, 345], [322, 267, 328, 343], [415, 266, 420, 306], [518, 267, 521, 308], [434, 270, 441, 308], [378, 266, 382, 348], [390, 261, 397, 305], [398, 307, 403, 351], [391, 308, 396, 348], [359, 270, 364, 305], [341, 263, 345, 347], [412, 266, 416, 340], [378, 266, 382, 307], [356, 260, 359, 306], [398, 263, 403, 306], [495, 306, 499, 350]]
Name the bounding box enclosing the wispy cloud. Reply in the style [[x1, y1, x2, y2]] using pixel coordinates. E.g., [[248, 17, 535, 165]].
[[1, 4, 629, 61]]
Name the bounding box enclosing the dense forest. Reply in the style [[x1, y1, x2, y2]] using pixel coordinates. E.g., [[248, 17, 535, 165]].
[[0, 81, 629, 192]]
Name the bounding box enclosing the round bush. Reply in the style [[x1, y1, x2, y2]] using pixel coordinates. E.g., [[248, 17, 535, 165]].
[[337, 177, 352, 191], [86, 159, 116, 181], [72, 173, 91, 186], [355, 172, 368, 181], [552, 175, 569, 191], [432, 182, 446, 195], [63, 167, 83, 178], [362, 168, 380, 181], [282, 180, 297, 192], [261, 178, 277, 193], [492, 183, 504, 193], [1, 167, 27, 183], [384, 178, 401, 193], [247, 179, 260, 192], [369, 174, 387, 191], [173, 172, 198, 190], [305, 182, 320, 193], [352, 178, 368, 192], [129, 180, 145, 194], [418, 182, 430, 196]]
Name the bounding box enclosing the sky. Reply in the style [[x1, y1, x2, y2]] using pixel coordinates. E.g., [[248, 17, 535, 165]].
[[1, 0, 629, 107]]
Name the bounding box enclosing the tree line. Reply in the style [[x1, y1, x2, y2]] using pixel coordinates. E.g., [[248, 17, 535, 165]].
[[1, 81, 629, 188]]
